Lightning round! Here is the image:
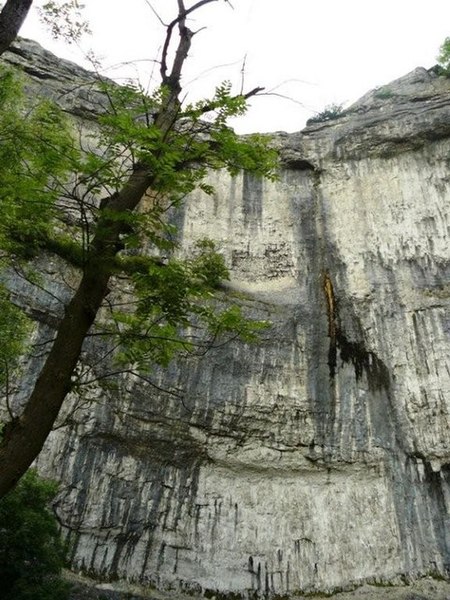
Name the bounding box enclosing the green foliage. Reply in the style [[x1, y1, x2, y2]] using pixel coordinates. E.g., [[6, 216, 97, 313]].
[[113, 239, 269, 372], [0, 66, 79, 260], [307, 103, 345, 125], [95, 79, 278, 202], [38, 0, 90, 43], [0, 68, 277, 258], [191, 238, 229, 289], [0, 284, 30, 387], [0, 469, 69, 599], [0, 63, 276, 392], [437, 36, 450, 74]]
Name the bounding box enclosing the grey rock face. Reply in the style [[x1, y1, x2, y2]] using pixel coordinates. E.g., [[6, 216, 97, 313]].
[[2, 40, 450, 597], [2, 37, 110, 117]]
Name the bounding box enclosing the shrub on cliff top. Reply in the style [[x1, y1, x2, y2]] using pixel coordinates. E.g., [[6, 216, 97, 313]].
[[307, 103, 345, 125]]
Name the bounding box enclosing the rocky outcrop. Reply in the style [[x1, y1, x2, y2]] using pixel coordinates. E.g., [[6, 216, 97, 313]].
[[2, 37, 109, 117], [2, 40, 450, 597]]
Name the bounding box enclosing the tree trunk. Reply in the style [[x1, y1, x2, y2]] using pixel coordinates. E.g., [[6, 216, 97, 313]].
[[0, 0, 33, 56]]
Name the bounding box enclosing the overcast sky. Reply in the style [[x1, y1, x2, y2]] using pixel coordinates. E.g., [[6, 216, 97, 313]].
[[20, 0, 450, 133]]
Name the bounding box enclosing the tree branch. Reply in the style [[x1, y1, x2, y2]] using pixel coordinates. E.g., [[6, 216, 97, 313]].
[[160, 0, 220, 87], [183, 85, 265, 119], [143, 0, 166, 26]]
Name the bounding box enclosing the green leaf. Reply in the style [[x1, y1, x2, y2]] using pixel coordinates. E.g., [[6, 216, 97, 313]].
[[0, 469, 69, 599], [0, 285, 30, 388]]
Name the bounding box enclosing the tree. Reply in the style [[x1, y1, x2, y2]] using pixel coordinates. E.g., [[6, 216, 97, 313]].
[[438, 36, 450, 73], [0, 469, 69, 599], [0, 0, 278, 498], [0, 0, 33, 55]]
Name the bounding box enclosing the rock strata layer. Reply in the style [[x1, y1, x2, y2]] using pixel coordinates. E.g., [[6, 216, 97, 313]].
[[2, 40, 450, 597]]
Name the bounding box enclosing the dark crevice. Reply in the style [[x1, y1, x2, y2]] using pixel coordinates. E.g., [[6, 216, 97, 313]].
[[336, 332, 390, 391], [283, 158, 317, 171], [423, 460, 450, 573], [20, 65, 59, 80], [323, 272, 390, 390]]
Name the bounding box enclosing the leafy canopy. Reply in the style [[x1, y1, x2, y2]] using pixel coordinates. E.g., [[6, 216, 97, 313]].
[[0, 68, 78, 259], [0, 284, 30, 388], [38, 0, 91, 43], [0, 64, 277, 380]]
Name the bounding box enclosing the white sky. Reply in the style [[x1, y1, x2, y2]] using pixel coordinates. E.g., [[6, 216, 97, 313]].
[[20, 0, 450, 133]]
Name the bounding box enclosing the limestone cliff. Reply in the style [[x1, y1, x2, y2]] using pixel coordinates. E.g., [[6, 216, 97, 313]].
[[2, 40, 450, 597]]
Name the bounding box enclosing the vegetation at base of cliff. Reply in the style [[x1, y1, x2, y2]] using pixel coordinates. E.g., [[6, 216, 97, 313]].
[[307, 103, 346, 125], [437, 36, 450, 74], [0, 469, 70, 600]]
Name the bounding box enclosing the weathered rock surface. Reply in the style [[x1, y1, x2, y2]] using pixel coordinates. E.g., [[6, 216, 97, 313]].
[[67, 572, 450, 600], [2, 40, 450, 597], [3, 37, 110, 117]]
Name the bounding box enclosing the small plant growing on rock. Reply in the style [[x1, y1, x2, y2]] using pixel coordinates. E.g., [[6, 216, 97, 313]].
[[307, 103, 345, 125]]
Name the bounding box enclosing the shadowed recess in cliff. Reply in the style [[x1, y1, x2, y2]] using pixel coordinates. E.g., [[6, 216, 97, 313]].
[[242, 171, 263, 227], [387, 454, 450, 577], [282, 157, 317, 171], [425, 461, 450, 573], [323, 272, 390, 391]]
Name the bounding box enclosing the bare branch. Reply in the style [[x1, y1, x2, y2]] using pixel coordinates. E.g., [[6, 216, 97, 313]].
[[185, 57, 243, 86], [160, 0, 219, 87], [260, 91, 307, 108], [242, 85, 265, 100], [143, 0, 166, 26], [11, 264, 67, 306], [240, 53, 247, 95]]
